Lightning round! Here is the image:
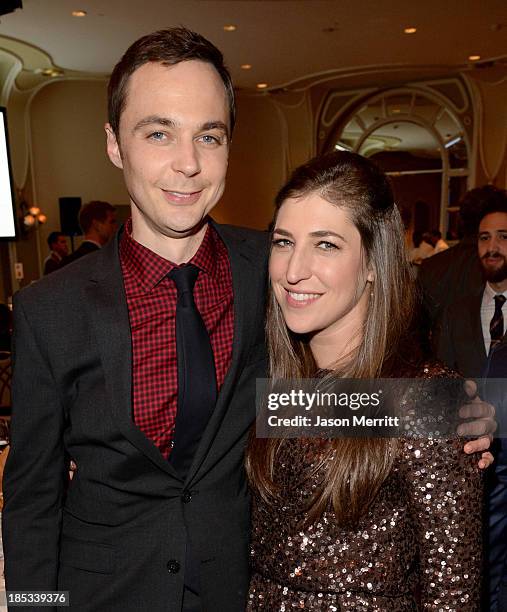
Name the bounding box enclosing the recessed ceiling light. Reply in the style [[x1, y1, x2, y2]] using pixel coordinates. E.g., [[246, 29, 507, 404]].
[[256, 83, 268, 89], [468, 54, 481, 61], [223, 25, 237, 32], [41, 68, 64, 78], [72, 10, 87, 17], [241, 64, 252, 70], [404, 27, 417, 34]]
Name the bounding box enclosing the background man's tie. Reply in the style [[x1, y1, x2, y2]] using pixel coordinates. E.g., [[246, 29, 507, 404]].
[[169, 264, 217, 476], [490, 294, 506, 354]]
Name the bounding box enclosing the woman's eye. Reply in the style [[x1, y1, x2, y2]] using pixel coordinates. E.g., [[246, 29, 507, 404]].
[[317, 241, 338, 251], [272, 238, 292, 248]]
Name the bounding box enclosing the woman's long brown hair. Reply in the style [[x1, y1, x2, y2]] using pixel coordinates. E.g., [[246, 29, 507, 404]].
[[245, 151, 416, 526]]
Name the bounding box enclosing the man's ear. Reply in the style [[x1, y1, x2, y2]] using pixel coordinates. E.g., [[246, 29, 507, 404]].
[[105, 123, 123, 169]]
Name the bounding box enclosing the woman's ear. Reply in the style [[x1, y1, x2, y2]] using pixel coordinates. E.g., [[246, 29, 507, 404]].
[[366, 270, 375, 283]]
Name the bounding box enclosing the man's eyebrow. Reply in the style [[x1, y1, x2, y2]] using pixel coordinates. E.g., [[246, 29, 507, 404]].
[[133, 116, 176, 131], [200, 121, 229, 137]]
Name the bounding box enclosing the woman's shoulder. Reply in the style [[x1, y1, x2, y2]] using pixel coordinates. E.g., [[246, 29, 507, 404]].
[[388, 354, 461, 380]]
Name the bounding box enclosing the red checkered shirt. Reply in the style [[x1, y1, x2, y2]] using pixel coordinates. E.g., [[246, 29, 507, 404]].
[[119, 219, 234, 459]]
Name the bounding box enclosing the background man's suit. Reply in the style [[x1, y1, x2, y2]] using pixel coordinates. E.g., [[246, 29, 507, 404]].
[[3, 221, 269, 612], [61, 240, 100, 267], [418, 237, 483, 353], [435, 287, 488, 379]]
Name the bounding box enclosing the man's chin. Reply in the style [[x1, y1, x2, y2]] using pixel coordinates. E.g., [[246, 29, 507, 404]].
[[483, 264, 507, 284], [164, 217, 209, 239]]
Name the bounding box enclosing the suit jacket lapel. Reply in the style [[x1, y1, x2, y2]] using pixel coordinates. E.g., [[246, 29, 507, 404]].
[[469, 289, 488, 371], [84, 235, 182, 479], [185, 222, 268, 484]]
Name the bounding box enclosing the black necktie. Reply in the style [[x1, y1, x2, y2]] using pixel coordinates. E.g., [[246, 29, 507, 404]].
[[489, 294, 506, 353], [169, 264, 217, 475]]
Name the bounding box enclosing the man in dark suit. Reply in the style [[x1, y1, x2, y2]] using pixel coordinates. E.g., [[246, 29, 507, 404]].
[[436, 193, 507, 612], [61, 200, 117, 266], [3, 28, 268, 612]]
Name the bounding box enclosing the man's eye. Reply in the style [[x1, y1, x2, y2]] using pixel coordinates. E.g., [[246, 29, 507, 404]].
[[199, 134, 221, 145], [149, 131, 165, 141], [479, 235, 489, 241], [499, 233, 507, 240]]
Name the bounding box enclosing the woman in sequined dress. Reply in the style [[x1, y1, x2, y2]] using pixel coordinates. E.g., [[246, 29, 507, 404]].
[[245, 151, 482, 611]]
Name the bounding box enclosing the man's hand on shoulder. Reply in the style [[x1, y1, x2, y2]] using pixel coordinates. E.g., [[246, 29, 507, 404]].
[[457, 380, 496, 469]]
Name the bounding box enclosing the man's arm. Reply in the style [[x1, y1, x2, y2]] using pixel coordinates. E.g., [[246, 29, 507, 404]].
[[3, 295, 67, 594]]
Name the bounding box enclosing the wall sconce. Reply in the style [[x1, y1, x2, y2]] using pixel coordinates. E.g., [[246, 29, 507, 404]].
[[23, 205, 47, 228]]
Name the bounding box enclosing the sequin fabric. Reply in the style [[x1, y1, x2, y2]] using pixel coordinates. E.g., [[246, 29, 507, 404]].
[[248, 367, 483, 611]]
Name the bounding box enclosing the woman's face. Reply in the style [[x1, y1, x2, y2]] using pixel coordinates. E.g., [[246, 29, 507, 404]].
[[269, 192, 373, 346]]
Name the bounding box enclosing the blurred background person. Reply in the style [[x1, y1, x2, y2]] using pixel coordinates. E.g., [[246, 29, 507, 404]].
[[62, 200, 117, 267], [408, 229, 433, 265], [43, 231, 69, 275]]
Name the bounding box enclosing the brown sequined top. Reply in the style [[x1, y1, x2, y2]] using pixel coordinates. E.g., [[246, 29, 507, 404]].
[[247, 370, 483, 611]]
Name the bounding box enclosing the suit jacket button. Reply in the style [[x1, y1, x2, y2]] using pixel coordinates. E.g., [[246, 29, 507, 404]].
[[181, 491, 192, 503], [167, 560, 180, 574]]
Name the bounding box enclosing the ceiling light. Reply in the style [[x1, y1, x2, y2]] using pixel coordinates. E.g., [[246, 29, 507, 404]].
[[41, 68, 64, 77], [72, 10, 87, 17], [223, 25, 237, 32], [256, 83, 268, 89], [404, 27, 417, 34], [392, 108, 401, 114], [468, 54, 481, 61], [241, 64, 252, 70]]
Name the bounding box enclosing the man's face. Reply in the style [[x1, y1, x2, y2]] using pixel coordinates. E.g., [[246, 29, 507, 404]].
[[94, 211, 118, 245], [105, 60, 230, 247], [52, 235, 69, 258], [478, 212, 507, 283]]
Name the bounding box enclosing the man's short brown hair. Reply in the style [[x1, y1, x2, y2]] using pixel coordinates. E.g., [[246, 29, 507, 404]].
[[79, 201, 115, 234], [107, 27, 235, 137]]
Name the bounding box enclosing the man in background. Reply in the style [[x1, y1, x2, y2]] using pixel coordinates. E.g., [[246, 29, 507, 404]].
[[419, 186, 505, 348], [43, 231, 68, 275], [61, 200, 117, 266]]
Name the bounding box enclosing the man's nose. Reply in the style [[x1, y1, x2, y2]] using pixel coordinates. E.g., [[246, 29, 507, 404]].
[[170, 140, 201, 177]]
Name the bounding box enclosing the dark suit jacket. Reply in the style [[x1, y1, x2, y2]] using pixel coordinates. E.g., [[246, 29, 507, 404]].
[[435, 284, 496, 379], [418, 238, 484, 352], [3, 221, 269, 612], [61, 240, 100, 267], [419, 237, 484, 326], [43, 253, 62, 275]]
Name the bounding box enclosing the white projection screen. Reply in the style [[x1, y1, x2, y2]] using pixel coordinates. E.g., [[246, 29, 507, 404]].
[[0, 107, 16, 240]]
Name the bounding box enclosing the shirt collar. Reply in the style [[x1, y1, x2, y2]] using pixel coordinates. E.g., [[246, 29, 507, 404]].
[[83, 239, 102, 248], [119, 218, 218, 292], [484, 282, 507, 305]]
